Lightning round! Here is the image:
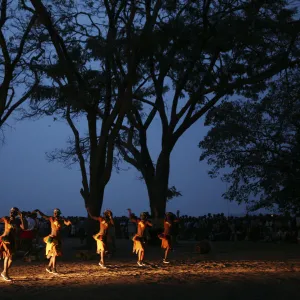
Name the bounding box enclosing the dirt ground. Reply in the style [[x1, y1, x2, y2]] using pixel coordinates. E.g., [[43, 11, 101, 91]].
[[0, 239, 299, 300]]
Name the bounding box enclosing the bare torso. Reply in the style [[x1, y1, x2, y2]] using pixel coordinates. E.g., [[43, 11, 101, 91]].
[[136, 219, 151, 237], [96, 217, 109, 236], [163, 221, 172, 236], [49, 217, 66, 238], [0, 217, 20, 237]]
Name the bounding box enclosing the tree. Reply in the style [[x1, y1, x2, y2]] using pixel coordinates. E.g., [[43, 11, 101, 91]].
[[0, 0, 41, 138], [199, 70, 300, 213], [21, 1, 300, 222], [115, 0, 300, 220], [21, 0, 167, 217]]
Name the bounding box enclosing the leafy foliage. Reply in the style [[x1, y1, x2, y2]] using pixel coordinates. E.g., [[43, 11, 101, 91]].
[[115, 0, 300, 216], [166, 186, 182, 202], [19, 0, 300, 216], [199, 70, 300, 212]]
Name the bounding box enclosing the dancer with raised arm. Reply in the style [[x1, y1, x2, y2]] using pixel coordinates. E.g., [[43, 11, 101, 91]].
[[158, 212, 179, 264], [127, 209, 152, 267], [87, 207, 114, 268], [0, 207, 26, 281], [34, 208, 71, 274]]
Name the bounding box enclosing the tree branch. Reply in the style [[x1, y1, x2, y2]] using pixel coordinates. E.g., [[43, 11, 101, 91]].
[[0, 81, 39, 127], [11, 14, 38, 69], [66, 105, 89, 202], [173, 93, 223, 143], [117, 140, 140, 170], [133, 94, 157, 108]]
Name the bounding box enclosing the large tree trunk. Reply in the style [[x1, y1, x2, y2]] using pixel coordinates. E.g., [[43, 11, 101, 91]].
[[146, 149, 171, 227], [82, 187, 105, 250], [86, 187, 103, 216], [148, 182, 168, 219], [145, 150, 170, 246]]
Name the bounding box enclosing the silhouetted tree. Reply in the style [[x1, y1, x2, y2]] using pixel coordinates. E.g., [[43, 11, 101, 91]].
[[199, 70, 300, 213], [0, 1, 42, 138], [21, 0, 300, 223], [21, 0, 170, 217], [115, 0, 300, 220]]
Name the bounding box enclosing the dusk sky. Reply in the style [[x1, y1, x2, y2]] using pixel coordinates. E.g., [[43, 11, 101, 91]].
[[0, 108, 247, 217], [1, 1, 296, 219]]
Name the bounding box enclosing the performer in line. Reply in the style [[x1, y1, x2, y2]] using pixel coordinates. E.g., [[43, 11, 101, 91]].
[[0, 207, 26, 281], [127, 209, 152, 267], [158, 212, 179, 264], [87, 208, 114, 268], [34, 208, 71, 274]]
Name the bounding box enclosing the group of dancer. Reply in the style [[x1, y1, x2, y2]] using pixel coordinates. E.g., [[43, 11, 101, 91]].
[[0, 207, 179, 281]]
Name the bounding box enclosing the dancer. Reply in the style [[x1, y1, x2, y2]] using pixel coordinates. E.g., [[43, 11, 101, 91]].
[[87, 208, 114, 268], [127, 209, 152, 266], [34, 208, 71, 274], [158, 212, 179, 264], [0, 207, 26, 281]]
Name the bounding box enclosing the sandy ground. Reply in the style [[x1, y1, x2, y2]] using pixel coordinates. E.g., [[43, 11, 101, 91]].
[[0, 239, 299, 300]]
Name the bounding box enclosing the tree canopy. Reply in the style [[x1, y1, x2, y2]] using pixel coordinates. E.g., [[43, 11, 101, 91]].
[[199, 70, 300, 213], [115, 0, 300, 217], [17, 0, 300, 218], [22, 0, 177, 215]]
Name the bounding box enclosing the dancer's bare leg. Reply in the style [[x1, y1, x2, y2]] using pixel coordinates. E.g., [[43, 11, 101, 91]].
[[48, 257, 53, 268], [7, 257, 12, 269], [2, 257, 9, 276], [164, 247, 170, 261], [163, 246, 171, 263], [52, 256, 57, 272], [46, 256, 53, 273], [46, 256, 58, 273], [137, 250, 145, 266], [99, 251, 106, 268], [1, 256, 12, 281]]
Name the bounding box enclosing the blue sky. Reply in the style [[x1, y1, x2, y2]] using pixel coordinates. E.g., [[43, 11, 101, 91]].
[[1, 0, 298, 218], [0, 109, 247, 217]]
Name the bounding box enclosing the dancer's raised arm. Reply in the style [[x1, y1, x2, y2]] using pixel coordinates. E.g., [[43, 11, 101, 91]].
[[105, 210, 114, 226], [127, 208, 137, 223], [146, 220, 153, 227], [34, 209, 50, 220], [86, 207, 101, 222], [0, 217, 8, 224], [18, 210, 27, 230], [63, 218, 72, 226]]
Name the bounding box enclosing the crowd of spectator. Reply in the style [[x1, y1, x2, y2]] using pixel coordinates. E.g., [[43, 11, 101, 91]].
[[1, 212, 300, 247], [175, 213, 300, 243], [51, 212, 300, 244]]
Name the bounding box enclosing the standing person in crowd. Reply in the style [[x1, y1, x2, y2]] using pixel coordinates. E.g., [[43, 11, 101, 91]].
[[172, 210, 180, 246], [34, 208, 71, 274], [127, 216, 136, 240], [78, 218, 86, 245], [127, 208, 152, 267], [70, 223, 76, 237], [87, 208, 114, 268], [30, 211, 40, 246], [158, 212, 179, 263], [0, 207, 26, 281]]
